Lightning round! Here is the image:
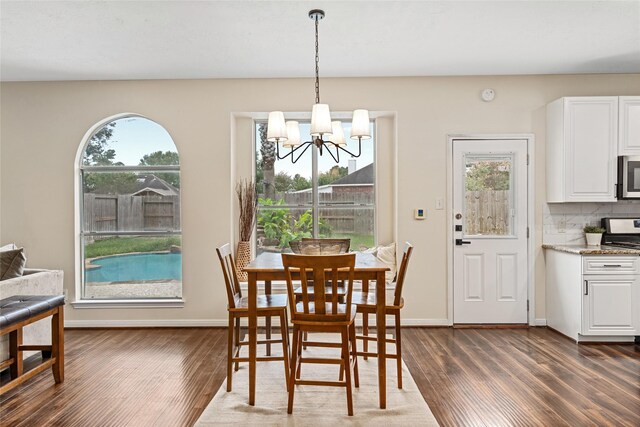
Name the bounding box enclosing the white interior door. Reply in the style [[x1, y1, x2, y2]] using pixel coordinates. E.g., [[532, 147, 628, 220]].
[[453, 139, 528, 324]]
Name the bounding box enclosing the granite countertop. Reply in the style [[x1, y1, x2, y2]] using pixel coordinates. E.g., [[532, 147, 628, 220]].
[[542, 244, 640, 255]]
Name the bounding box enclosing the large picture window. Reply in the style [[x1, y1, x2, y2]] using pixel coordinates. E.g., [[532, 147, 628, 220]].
[[79, 116, 182, 300], [255, 121, 375, 255]]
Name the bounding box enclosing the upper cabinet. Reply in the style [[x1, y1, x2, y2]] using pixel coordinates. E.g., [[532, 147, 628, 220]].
[[619, 96, 640, 155], [547, 96, 618, 202]]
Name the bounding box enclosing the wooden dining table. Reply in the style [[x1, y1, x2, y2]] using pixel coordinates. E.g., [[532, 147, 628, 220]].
[[243, 251, 390, 409]]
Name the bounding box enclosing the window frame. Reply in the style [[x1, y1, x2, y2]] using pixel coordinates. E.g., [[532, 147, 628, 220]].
[[253, 118, 377, 252], [73, 114, 183, 308]]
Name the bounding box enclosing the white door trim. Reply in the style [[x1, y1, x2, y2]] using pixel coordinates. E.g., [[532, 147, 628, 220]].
[[446, 134, 536, 326]]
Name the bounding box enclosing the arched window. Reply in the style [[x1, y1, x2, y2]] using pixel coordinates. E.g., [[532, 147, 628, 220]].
[[78, 116, 181, 301]]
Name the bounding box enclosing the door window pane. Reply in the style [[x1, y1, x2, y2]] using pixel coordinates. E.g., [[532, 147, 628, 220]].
[[463, 155, 514, 236]]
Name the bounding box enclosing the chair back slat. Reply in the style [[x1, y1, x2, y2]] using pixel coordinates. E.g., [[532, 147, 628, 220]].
[[393, 242, 413, 306], [283, 253, 355, 321], [216, 243, 242, 309]]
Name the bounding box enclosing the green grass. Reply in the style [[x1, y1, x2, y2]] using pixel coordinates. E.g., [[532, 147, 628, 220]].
[[328, 233, 375, 251], [85, 236, 181, 258]]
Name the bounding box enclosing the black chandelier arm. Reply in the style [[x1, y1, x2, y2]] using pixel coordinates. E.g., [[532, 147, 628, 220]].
[[275, 140, 315, 163], [321, 141, 340, 163], [325, 138, 363, 158]]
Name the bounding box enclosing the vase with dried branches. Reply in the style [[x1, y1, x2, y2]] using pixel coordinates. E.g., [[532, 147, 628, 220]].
[[235, 179, 257, 281]]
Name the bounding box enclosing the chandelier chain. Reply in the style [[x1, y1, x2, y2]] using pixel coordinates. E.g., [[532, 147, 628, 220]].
[[314, 16, 320, 104]]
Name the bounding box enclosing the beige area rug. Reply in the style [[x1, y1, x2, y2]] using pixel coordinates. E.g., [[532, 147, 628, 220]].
[[196, 334, 439, 426]]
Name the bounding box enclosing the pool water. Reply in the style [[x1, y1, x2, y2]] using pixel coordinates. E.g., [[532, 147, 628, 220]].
[[86, 253, 182, 283]]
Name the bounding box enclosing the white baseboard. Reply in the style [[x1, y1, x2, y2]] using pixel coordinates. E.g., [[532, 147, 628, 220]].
[[65, 319, 228, 328], [533, 318, 547, 326], [65, 317, 452, 328]]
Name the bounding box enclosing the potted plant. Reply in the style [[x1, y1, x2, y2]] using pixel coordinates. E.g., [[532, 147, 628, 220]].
[[584, 225, 605, 246], [236, 179, 257, 281]]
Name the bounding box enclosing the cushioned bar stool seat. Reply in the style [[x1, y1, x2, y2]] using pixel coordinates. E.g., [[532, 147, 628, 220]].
[[0, 294, 65, 394]]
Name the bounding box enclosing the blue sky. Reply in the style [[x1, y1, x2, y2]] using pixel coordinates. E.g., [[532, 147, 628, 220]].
[[106, 117, 178, 165]]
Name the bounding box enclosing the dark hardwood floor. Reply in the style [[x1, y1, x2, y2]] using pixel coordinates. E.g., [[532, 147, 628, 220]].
[[1, 327, 638, 426]]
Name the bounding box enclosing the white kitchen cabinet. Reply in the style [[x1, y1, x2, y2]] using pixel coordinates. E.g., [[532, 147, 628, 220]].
[[546, 250, 640, 342], [582, 275, 639, 336], [546, 96, 618, 202], [619, 96, 640, 155]]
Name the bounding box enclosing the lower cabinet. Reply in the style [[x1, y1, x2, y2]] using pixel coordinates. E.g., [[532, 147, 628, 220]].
[[582, 275, 639, 336], [546, 250, 640, 342]]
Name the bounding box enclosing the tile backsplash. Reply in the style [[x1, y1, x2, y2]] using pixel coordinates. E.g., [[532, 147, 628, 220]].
[[543, 201, 640, 245]]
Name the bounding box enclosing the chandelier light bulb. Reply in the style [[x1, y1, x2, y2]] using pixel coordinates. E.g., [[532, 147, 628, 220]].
[[267, 111, 287, 142], [310, 104, 332, 136], [283, 121, 302, 147], [350, 109, 371, 140]]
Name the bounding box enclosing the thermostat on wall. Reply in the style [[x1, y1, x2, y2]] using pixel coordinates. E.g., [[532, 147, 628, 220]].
[[414, 209, 426, 220]]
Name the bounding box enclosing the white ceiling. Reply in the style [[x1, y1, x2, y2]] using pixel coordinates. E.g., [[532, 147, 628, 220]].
[[1, 1, 639, 82]]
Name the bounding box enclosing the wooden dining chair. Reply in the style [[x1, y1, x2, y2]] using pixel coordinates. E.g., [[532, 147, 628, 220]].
[[216, 243, 290, 393], [290, 238, 351, 348], [353, 242, 413, 389], [282, 253, 360, 416]]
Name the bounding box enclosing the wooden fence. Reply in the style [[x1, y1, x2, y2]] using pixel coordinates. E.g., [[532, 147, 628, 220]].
[[465, 190, 510, 235], [279, 192, 374, 235], [83, 194, 181, 232]]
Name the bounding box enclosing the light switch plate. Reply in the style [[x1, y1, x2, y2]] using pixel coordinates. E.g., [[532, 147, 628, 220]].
[[435, 198, 444, 210]]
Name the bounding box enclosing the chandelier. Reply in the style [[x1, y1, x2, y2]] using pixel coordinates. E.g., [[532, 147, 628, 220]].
[[266, 9, 371, 164]]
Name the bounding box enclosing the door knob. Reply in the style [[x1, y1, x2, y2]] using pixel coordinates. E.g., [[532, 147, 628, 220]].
[[455, 239, 471, 246]]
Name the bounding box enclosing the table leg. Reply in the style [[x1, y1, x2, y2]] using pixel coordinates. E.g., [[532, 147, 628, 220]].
[[265, 280, 272, 356], [248, 272, 258, 406], [376, 271, 386, 409]]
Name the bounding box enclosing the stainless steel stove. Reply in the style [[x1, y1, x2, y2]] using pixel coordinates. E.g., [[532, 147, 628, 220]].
[[601, 218, 640, 248]]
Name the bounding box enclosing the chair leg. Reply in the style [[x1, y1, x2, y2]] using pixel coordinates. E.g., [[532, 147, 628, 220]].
[[227, 314, 234, 392], [339, 340, 345, 382], [234, 317, 241, 371], [395, 311, 403, 389], [51, 307, 64, 383], [341, 328, 354, 416], [9, 328, 23, 380], [265, 315, 272, 356], [279, 311, 290, 391], [349, 322, 359, 388], [296, 329, 303, 380], [288, 325, 300, 414], [362, 312, 369, 360], [303, 331, 308, 350]]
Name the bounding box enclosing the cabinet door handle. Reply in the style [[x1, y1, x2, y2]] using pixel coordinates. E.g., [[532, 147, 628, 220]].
[[603, 264, 622, 268], [584, 280, 589, 296]]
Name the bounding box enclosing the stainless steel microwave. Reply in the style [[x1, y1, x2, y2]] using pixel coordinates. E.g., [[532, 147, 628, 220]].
[[618, 156, 640, 199]]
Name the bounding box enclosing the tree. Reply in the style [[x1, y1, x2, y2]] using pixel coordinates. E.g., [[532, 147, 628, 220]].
[[259, 123, 276, 199], [465, 160, 510, 191], [139, 150, 180, 188], [82, 122, 138, 193], [274, 171, 293, 193], [139, 151, 179, 166], [292, 174, 311, 191], [318, 165, 348, 186], [83, 122, 120, 166]]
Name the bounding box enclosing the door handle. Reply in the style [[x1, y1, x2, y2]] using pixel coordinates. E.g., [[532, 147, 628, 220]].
[[603, 264, 622, 268], [584, 280, 588, 296], [455, 239, 471, 246]]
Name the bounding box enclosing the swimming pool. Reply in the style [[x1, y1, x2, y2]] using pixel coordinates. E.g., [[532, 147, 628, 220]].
[[86, 253, 182, 283]]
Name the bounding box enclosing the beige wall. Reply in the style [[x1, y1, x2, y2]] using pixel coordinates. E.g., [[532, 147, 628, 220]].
[[1, 75, 639, 325]]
